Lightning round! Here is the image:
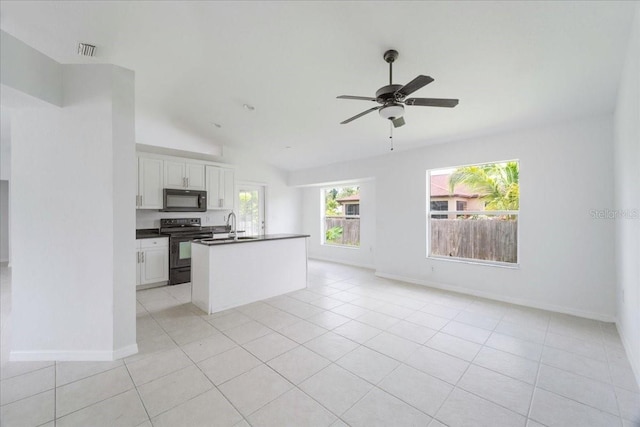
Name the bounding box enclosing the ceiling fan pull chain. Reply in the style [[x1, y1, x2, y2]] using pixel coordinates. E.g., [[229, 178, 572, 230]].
[[389, 122, 394, 151]]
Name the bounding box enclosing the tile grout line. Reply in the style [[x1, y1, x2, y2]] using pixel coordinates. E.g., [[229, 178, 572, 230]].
[[53, 361, 56, 425], [136, 290, 251, 426], [122, 360, 152, 425], [603, 323, 626, 422]]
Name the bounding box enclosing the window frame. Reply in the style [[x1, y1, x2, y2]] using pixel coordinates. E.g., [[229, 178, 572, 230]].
[[426, 162, 520, 268]]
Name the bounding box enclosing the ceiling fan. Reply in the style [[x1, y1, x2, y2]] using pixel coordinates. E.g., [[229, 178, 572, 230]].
[[337, 49, 459, 128]]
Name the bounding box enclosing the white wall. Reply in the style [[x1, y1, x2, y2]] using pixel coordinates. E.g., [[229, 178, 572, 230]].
[[291, 115, 616, 321], [614, 5, 640, 387], [9, 62, 137, 360], [111, 65, 137, 355], [1, 109, 10, 181], [301, 180, 376, 268], [0, 180, 8, 262], [0, 31, 62, 107], [136, 112, 223, 157]]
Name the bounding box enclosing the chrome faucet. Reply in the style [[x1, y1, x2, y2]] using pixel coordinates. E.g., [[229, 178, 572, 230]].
[[227, 211, 237, 240]]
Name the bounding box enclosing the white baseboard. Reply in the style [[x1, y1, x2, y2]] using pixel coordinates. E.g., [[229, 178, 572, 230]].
[[375, 271, 616, 323], [113, 343, 139, 360], [616, 321, 640, 390], [308, 255, 374, 270], [10, 343, 139, 362]]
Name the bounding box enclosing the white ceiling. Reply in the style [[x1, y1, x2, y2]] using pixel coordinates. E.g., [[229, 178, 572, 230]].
[[0, 1, 636, 171]]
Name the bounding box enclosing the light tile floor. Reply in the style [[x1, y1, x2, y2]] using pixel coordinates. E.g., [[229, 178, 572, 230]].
[[1, 260, 639, 426]]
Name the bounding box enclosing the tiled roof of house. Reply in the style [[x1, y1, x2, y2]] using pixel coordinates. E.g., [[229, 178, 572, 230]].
[[430, 174, 481, 197]]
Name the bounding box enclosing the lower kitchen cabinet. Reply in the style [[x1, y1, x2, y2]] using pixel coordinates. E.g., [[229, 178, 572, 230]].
[[136, 237, 169, 287]]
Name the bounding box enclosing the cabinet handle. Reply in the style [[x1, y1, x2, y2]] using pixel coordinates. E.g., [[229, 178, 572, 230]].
[[219, 198, 223, 207], [141, 252, 145, 263], [187, 177, 190, 188], [140, 195, 142, 206]]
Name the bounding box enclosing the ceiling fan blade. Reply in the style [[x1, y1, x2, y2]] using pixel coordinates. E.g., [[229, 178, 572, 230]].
[[392, 117, 405, 128], [340, 106, 381, 124], [405, 97, 459, 108], [395, 75, 434, 98], [337, 95, 377, 101]]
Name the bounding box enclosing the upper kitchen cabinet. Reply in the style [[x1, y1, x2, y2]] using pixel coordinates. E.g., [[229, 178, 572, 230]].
[[206, 166, 235, 210], [137, 156, 163, 209], [164, 160, 206, 191]]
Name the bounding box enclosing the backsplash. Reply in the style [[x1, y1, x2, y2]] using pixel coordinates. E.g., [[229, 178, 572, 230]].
[[136, 209, 230, 229]]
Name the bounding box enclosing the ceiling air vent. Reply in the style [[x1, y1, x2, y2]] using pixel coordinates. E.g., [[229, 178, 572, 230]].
[[77, 43, 96, 57]]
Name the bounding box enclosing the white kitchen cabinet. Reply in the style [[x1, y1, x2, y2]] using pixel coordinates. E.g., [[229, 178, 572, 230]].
[[206, 166, 235, 210], [164, 160, 206, 190], [136, 237, 169, 287], [137, 156, 164, 209]]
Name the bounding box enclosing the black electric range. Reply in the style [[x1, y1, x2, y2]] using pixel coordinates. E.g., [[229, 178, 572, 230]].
[[160, 218, 228, 285]]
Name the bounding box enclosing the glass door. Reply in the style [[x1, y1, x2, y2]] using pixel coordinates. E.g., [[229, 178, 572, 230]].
[[237, 184, 265, 236]]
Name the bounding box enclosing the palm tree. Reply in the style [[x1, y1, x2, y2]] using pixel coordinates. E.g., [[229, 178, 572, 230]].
[[448, 162, 519, 211]]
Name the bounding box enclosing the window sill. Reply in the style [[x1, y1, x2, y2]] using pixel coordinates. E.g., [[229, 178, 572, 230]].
[[322, 243, 360, 250], [428, 255, 520, 269]]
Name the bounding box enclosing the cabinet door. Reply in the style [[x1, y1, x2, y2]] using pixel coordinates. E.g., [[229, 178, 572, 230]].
[[140, 247, 169, 285], [186, 163, 206, 190], [135, 240, 141, 286], [221, 168, 235, 210], [206, 165, 222, 209], [164, 161, 186, 189], [138, 157, 164, 209]]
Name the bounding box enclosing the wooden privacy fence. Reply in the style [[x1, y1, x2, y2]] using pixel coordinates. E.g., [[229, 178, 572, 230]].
[[430, 219, 518, 263], [325, 217, 360, 246]]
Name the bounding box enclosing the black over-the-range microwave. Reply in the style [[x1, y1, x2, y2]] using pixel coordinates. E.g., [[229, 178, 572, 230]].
[[162, 188, 207, 212]]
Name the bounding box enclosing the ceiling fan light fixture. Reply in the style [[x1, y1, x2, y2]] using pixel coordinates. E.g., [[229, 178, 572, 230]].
[[379, 103, 404, 120]]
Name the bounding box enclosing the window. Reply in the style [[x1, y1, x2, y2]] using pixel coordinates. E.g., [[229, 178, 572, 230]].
[[427, 161, 519, 265], [345, 204, 359, 216], [430, 201, 449, 219], [323, 186, 360, 247]]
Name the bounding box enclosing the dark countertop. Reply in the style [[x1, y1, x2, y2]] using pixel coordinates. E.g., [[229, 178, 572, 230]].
[[136, 225, 230, 239], [136, 229, 163, 239], [193, 234, 310, 246]]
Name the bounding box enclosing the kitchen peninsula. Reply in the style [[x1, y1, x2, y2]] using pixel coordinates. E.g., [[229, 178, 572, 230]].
[[191, 234, 309, 314]]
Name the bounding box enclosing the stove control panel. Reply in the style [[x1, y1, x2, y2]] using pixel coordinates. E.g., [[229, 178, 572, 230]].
[[161, 218, 201, 228]]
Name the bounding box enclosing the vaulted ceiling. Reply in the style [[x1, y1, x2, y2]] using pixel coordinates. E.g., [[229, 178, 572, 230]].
[[1, 1, 636, 170]]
